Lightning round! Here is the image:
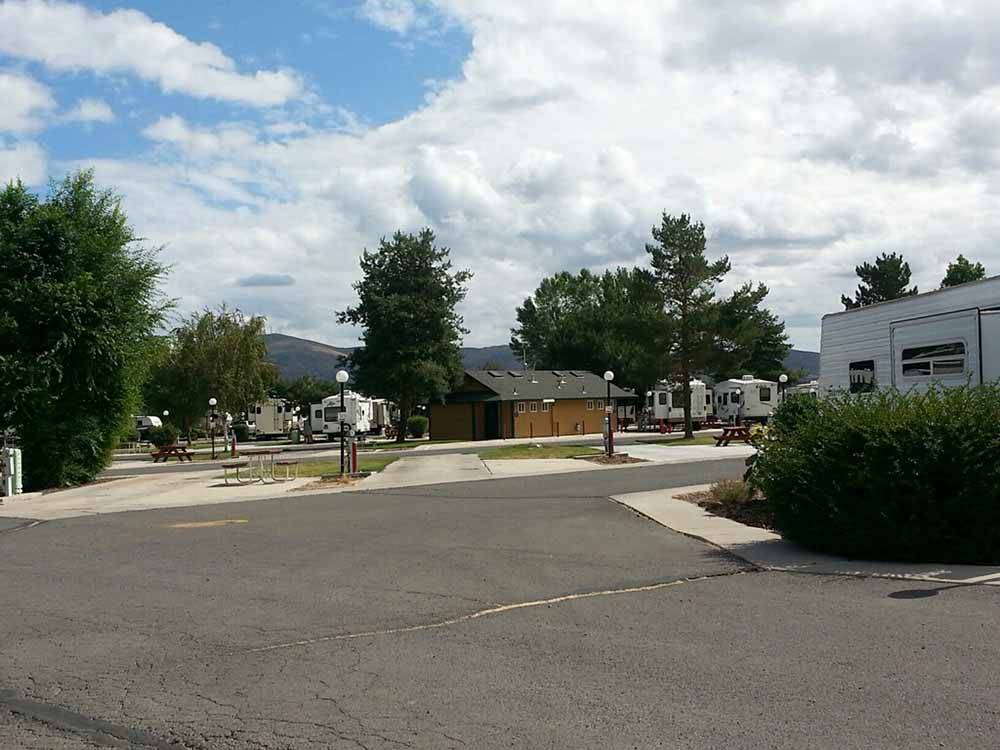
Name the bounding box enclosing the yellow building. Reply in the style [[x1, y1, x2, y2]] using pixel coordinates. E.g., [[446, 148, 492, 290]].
[[430, 370, 634, 441]]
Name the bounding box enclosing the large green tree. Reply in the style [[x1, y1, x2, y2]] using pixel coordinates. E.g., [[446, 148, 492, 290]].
[[941, 254, 987, 288], [0, 172, 168, 489], [711, 282, 791, 382], [338, 229, 471, 441], [841, 252, 918, 309], [143, 307, 278, 434], [509, 267, 669, 396], [647, 213, 730, 438]]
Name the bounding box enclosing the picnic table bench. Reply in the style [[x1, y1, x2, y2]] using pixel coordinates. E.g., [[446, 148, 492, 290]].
[[151, 445, 194, 463], [715, 426, 753, 447]]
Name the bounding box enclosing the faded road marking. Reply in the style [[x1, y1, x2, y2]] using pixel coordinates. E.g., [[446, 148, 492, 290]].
[[168, 519, 249, 529], [249, 575, 728, 653]]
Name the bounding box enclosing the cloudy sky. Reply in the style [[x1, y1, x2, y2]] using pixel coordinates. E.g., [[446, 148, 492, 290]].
[[3, 0, 1000, 351]]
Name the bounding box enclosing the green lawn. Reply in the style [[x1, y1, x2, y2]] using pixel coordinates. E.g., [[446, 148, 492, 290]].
[[296, 455, 399, 477], [477, 444, 602, 460], [646, 435, 719, 447]]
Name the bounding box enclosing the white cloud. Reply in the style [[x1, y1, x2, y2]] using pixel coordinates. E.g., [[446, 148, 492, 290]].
[[0, 0, 302, 106], [360, 0, 424, 35], [0, 140, 46, 183], [63, 98, 114, 124], [63, 2, 1000, 351], [0, 70, 55, 132]]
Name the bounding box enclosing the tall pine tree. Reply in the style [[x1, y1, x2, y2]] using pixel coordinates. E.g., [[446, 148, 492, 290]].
[[841, 252, 918, 309]]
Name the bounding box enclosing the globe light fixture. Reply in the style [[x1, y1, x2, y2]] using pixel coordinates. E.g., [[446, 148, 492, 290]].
[[336, 370, 349, 384]]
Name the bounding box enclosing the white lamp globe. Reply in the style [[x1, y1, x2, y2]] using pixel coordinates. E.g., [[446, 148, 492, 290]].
[[162, 410, 169, 417], [336, 370, 350, 384], [208, 397, 217, 407], [603, 370, 614, 382], [779, 373, 789, 384]]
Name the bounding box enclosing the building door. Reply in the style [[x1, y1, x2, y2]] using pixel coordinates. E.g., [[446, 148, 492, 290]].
[[980, 310, 1000, 384], [485, 402, 500, 439]]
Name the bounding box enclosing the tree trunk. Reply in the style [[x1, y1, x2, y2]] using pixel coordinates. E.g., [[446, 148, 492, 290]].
[[396, 397, 410, 443]]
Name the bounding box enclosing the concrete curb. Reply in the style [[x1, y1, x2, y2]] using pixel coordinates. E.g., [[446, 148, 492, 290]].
[[612, 484, 1000, 587]]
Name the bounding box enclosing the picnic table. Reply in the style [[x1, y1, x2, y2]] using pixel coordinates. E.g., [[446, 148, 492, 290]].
[[715, 425, 753, 447], [239, 447, 285, 482], [151, 445, 194, 463]]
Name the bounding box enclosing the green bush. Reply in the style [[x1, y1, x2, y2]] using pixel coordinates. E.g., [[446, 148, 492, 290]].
[[406, 415, 429, 439], [709, 479, 756, 506], [146, 424, 179, 448], [750, 385, 1000, 563]]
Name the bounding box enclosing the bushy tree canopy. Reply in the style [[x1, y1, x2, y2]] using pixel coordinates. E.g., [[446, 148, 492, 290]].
[[711, 282, 791, 382], [841, 252, 918, 309], [510, 267, 669, 395], [338, 229, 471, 440], [941, 254, 987, 288], [0, 172, 167, 489]]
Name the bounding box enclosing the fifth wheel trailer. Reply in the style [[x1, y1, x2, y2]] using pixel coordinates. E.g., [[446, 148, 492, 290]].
[[643, 379, 713, 431], [819, 276, 1000, 393]]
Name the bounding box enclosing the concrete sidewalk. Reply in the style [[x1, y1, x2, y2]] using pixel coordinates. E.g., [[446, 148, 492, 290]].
[[613, 484, 1000, 587]]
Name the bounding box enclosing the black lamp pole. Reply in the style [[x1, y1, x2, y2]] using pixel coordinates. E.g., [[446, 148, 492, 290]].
[[339, 381, 345, 475]]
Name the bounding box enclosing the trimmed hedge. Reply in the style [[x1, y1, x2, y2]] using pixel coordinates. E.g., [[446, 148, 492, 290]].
[[407, 415, 429, 439], [751, 385, 1000, 564]]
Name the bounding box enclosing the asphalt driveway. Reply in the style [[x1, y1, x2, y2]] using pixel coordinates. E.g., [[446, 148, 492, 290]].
[[0, 462, 997, 748]]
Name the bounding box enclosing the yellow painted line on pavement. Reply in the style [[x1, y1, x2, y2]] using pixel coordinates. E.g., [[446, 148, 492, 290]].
[[168, 519, 249, 529]]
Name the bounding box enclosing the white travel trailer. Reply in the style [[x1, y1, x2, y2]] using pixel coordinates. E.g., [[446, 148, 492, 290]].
[[787, 380, 820, 398], [715, 376, 778, 423], [250, 398, 293, 437], [317, 391, 372, 439], [644, 379, 714, 431], [819, 276, 1000, 393], [369, 399, 395, 434], [134, 416, 162, 434]]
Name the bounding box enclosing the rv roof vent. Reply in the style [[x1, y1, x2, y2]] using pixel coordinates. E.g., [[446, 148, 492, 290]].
[[742, 374, 754, 381], [487, 370, 505, 377], [507, 371, 524, 378]]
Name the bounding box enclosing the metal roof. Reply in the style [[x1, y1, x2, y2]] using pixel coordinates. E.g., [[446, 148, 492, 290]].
[[461, 370, 634, 402]]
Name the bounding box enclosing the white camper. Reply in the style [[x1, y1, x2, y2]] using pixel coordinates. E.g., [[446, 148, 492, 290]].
[[134, 415, 162, 439], [643, 379, 713, 431], [787, 379, 820, 398], [318, 391, 372, 439], [369, 399, 394, 435], [250, 398, 292, 438], [715, 376, 777, 424], [819, 276, 1000, 393]]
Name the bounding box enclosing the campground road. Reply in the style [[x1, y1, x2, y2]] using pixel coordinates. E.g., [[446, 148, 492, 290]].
[[0, 466, 997, 749]]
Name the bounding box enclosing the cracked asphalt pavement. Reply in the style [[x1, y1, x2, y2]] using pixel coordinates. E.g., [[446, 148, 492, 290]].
[[0, 460, 997, 748]]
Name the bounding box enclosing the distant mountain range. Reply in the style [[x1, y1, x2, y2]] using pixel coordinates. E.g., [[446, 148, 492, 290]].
[[264, 333, 820, 382]]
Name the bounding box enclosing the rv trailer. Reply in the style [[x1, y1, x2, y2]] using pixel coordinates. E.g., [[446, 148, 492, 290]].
[[643, 379, 713, 432], [317, 391, 372, 439], [714, 376, 777, 424], [249, 398, 293, 438], [819, 276, 1000, 393]]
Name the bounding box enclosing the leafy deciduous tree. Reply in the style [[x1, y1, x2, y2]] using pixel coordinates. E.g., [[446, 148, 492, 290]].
[[337, 229, 471, 441], [940, 254, 987, 288], [841, 252, 918, 309], [711, 282, 791, 382], [0, 172, 168, 489], [647, 213, 730, 438]]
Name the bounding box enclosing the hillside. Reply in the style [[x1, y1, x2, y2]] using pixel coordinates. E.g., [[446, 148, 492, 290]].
[[266, 333, 820, 382]]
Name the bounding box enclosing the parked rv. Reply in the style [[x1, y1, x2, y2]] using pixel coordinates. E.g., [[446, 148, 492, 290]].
[[249, 398, 293, 438], [643, 379, 714, 431], [134, 415, 162, 439], [314, 391, 372, 439], [714, 376, 777, 424], [787, 380, 819, 398], [820, 276, 1000, 393]]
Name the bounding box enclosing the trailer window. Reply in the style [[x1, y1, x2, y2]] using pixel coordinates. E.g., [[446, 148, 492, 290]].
[[705, 394, 712, 405], [731, 392, 741, 404], [671, 391, 685, 408], [849, 360, 877, 393], [759, 387, 772, 402], [901, 342, 965, 378], [323, 406, 340, 422], [723, 393, 729, 406], [314, 409, 322, 419], [658, 392, 668, 406]]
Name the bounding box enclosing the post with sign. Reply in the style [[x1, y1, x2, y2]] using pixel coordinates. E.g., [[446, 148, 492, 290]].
[[603, 370, 615, 457], [336, 369, 350, 475]]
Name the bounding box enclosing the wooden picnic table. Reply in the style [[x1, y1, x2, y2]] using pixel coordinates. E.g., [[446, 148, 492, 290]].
[[151, 445, 194, 463], [239, 447, 284, 482], [715, 425, 753, 447]]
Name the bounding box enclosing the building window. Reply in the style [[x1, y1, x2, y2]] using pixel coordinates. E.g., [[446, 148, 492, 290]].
[[586, 400, 594, 411], [542, 401, 551, 412], [671, 391, 685, 408], [849, 359, 877, 393], [596, 399, 604, 410], [517, 401, 526, 414], [529, 401, 538, 412], [901, 343, 966, 378], [759, 387, 772, 402], [658, 392, 668, 406]]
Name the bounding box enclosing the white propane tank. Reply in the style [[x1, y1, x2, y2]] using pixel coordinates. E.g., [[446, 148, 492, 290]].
[[1, 447, 23, 497]]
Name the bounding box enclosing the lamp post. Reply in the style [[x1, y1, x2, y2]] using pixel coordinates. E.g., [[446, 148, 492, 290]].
[[208, 397, 218, 459], [162, 410, 169, 419], [734, 388, 743, 426], [778, 373, 789, 404], [603, 370, 615, 457], [336, 370, 349, 475]]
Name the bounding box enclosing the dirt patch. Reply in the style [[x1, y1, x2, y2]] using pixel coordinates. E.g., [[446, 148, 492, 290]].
[[676, 487, 776, 531], [580, 453, 647, 465], [294, 473, 371, 492]]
